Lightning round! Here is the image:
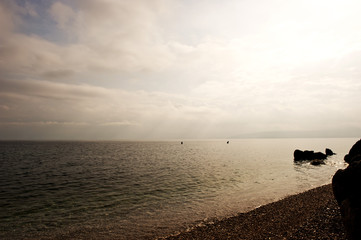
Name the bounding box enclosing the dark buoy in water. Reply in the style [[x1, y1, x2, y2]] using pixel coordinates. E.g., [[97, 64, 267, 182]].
[[227, 141, 229, 144], [181, 141, 183, 144]]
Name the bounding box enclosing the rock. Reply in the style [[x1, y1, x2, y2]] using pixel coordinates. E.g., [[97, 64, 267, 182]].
[[294, 149, 327, 161], [325, 148, 335, 156], [340, 198, 361, 240], [332, 160, 361, 240], [332, 139, 361, 240], [344, 139, 361, 164], [313, 152, 327, 160], [294, 149, 304, 161], [310, 159, 325, 166]]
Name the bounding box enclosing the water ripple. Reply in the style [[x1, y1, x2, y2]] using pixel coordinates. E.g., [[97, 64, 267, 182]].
[[0, 139, 356, 239]]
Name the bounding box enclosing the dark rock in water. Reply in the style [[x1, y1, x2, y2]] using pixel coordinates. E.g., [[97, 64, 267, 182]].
[[325, 148, 335, 156], [313, 152, 327, 160], [294, 149, 314, 161], [344, 139, 361, 164], [294, 149, 304, 160], [310, 159, 325, 166], [332, 160, 361, 240], [294, 149, 327, 161]]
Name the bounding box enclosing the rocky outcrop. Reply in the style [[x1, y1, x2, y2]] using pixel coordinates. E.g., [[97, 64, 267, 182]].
[[294, 147, 335, 165], [332, 139, 361, 240], [344, 139, 361, 164], [326, 148, 335, 156], [332, 161, 361, 240], [294, 149, 327, 162]]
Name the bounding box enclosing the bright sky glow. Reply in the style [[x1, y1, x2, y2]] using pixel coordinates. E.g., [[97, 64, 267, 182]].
[[1, 0, 361, 140]]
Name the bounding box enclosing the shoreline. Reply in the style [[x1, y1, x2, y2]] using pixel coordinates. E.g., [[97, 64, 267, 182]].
[[161, 184, 346, 240]]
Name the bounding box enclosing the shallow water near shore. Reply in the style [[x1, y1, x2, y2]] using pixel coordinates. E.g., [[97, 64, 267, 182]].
[[0, 138, 356, 239]]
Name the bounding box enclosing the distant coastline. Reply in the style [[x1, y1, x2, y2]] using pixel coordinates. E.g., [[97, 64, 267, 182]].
[[232, 130, 361, 139]]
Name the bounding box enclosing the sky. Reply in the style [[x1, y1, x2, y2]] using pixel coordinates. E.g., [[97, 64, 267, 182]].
[[1, 0, 361, 140]]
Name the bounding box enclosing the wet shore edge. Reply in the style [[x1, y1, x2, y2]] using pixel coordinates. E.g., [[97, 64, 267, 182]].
[[161, 184, 346, 239]]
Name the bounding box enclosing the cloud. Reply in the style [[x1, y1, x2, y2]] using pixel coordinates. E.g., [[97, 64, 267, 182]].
[[0, 0, 174, 81], [0, 75, 233, 139], [0, 105, 10, 111], [49, 2, 75, 29], [0, 78, 109, 100], [0, 121, 89, 126], [53, 0, 174, 72], [99, 121, 139, 126], [1, 0, 361, 139]]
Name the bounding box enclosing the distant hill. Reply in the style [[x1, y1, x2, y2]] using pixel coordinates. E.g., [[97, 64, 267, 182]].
[[231, 129, 361, 139]]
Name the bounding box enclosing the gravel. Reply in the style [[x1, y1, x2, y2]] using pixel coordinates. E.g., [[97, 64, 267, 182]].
[[162, 184, 346, 240]]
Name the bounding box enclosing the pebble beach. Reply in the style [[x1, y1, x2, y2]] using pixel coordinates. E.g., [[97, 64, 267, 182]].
[[163, 184, 346, 240]]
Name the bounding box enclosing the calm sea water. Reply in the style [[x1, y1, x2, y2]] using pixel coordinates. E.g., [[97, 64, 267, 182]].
[[0, 138, 356, 239]]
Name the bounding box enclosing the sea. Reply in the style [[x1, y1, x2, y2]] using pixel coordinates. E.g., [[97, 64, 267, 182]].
[[0, 138, 356, 239]]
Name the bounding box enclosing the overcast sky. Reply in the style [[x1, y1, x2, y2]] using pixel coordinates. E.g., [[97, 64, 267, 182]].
[[1, 0, 361, 140]]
